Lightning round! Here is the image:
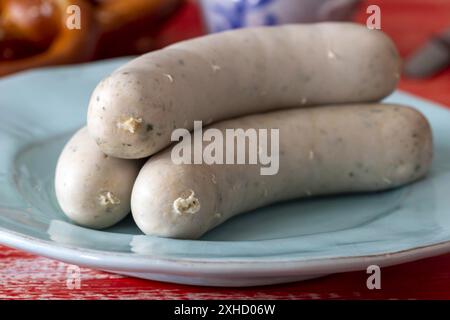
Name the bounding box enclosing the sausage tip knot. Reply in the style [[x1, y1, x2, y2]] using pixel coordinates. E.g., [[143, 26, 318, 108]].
[[98, 191, 121, 207], [117, 117, 143, 134], [173, 190, 200, 215]]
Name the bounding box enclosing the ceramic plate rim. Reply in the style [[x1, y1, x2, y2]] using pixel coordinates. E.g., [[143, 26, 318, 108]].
[[2, 226, 450, 277]]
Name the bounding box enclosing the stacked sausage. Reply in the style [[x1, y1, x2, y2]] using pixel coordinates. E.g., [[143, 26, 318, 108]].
[[55, 22, 433, 239]]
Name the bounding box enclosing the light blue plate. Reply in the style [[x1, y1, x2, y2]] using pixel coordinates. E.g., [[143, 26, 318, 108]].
[[1, 58, 450, 287]]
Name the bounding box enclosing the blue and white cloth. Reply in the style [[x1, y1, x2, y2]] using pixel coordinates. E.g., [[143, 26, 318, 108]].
[[200, 0, 361, 33]]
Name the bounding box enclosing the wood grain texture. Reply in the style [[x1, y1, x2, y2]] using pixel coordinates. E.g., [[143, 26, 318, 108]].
[[1, 0, 450, 300], [1, 245, 450, 300]]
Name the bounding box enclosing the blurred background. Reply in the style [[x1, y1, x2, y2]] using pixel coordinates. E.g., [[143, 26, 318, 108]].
[[0, 0, 449, 105]]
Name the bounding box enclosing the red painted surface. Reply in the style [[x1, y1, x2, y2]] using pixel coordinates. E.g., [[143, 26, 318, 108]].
[[354, 0, 450, 107], [1, 0, 450, 300]]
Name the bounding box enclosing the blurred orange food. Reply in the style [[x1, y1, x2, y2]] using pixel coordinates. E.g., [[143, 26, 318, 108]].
[[0, 0, 182, 76]]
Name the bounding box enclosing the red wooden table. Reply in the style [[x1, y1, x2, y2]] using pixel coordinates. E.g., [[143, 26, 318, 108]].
[[1, 0, 450, 300]]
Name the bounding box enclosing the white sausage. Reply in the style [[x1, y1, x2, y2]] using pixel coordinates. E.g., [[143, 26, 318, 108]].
[[55, 127, 143, 229], [87, 22, 401, 159], [131, 104, 433, 239]]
